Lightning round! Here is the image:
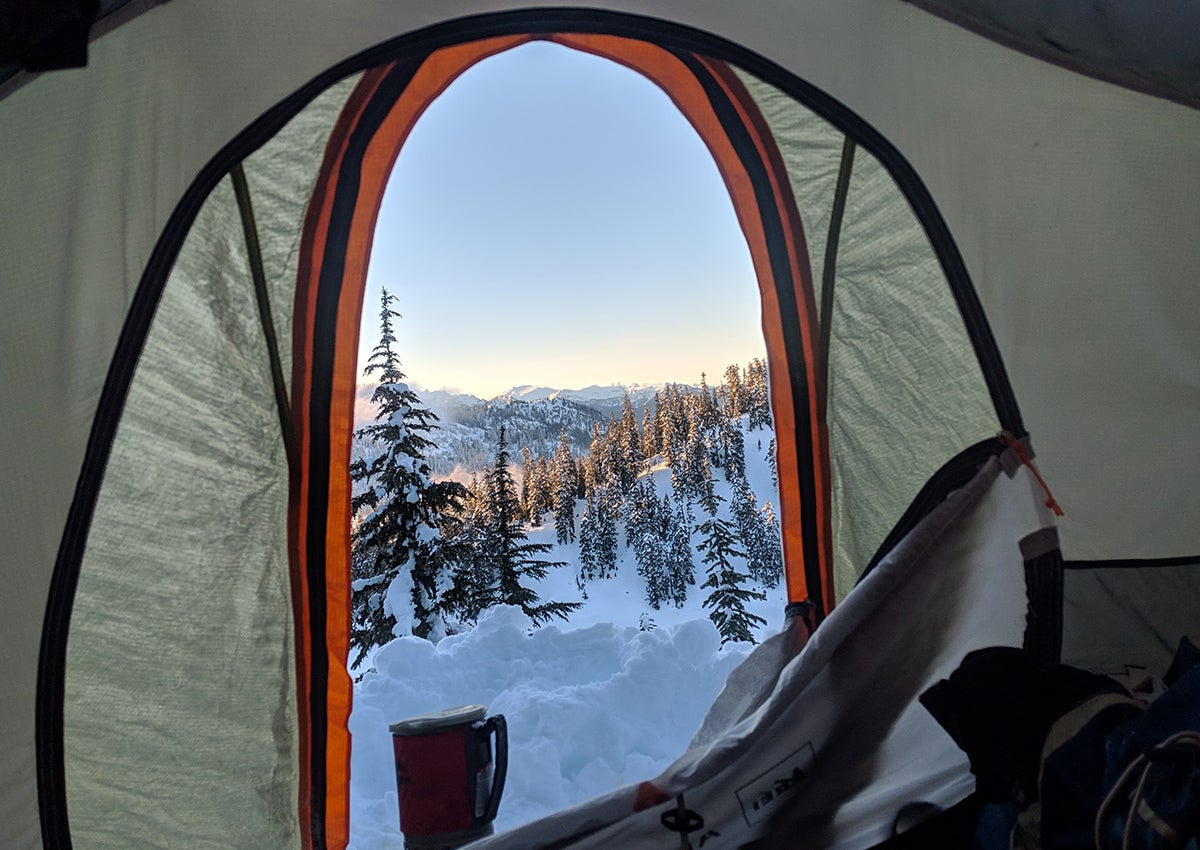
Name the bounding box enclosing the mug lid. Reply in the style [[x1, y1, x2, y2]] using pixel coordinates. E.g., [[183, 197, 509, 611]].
[[389, 704, 487, 735]]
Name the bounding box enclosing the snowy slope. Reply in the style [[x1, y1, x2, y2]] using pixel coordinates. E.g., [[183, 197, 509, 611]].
[[347, 420, 786, 848]]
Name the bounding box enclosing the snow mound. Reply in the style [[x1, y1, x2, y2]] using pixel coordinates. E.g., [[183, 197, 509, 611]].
[[349, 605, 753, 847]]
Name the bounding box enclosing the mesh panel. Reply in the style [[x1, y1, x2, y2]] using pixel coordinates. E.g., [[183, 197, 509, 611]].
[[62, 77, 358, 850], [824, 150, 997, 598], [1063, 563, 1200, 676], [739, 72, 999, 601], [64, 175, 298, 850], [242, 75, 363, 383], [733, 70, 845, 303]]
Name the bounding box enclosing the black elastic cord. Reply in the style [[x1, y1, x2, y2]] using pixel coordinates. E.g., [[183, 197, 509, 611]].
[[230, 163, 293, 463]]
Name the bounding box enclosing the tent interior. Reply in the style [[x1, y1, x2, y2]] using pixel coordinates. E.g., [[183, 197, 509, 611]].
[[1, 2, 1197, 849]]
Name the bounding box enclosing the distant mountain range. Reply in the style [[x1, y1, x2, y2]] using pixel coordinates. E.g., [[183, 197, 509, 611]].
[[354, 382, 688, 479]]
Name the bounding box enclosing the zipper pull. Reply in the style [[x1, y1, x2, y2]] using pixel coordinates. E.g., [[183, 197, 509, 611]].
[[1000, 432, 1064, 517]]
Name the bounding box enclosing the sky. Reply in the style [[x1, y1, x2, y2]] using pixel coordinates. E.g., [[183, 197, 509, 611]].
[[361, 41, 765, 400]]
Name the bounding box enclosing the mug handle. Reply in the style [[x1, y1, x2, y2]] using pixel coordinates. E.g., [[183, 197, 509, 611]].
[[482, 715, 507, 823]]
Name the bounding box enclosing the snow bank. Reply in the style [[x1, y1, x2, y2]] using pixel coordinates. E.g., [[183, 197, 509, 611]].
[[348, 605, 755, 847]]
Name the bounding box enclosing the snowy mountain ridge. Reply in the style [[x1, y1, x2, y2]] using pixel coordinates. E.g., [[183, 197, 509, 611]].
[[497, 383, 668, 407]]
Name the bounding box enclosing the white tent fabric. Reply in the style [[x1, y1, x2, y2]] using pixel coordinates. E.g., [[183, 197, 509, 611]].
[[1, 3, 1198, 849], [470, 454, 1054, 850]]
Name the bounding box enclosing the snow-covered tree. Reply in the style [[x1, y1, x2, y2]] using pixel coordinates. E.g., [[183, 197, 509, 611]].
[[719, 415, 746, 481], [759, 501, 784, 587], [744, 357, 773, 432], [576, 491, 600, 592], [696, 372, 719, 434], [641, 401, 659, 460], [656, 384, 686, 466], [552, 428, 577, 544], [617, 394, 644, 492], [594, 485, 619, 579], [663, 493, 696, 608], [722, 363, 744, 421], [676, 416, 711, 505], [440, 475, 495, 626], [522, 453, 553, 525], [627, 481, 667, 609], [349, 289, 467, 660], [731, 474, 782, 588], [520, 445, 536, 517], [482, 426, 582, 625], [579, 485, 618, 586], [697, 516, 767, 645]]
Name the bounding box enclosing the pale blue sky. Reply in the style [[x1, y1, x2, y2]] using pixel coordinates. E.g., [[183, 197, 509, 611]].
[[361, 41, 764, 399]]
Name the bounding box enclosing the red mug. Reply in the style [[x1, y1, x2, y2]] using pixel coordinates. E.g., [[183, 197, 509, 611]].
[[389, 705, 508, 849]]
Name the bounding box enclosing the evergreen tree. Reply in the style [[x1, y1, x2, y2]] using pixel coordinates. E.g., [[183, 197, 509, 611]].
[[663, 493, 696, 608], [576, 490, 600, 590], [656, 384, 686, 467], [697, 516, 767, 645], [532, 456, 554, 520], [520, 445, 536, 518], [349, 289, 467, 661], [579, 484, 619, 583], [617, 394, 644, 492], [440, 475, 496, 625], [594, 484, 619, 579], [744, 358, 773, 432], [483, 426, 582, 625], [723, 363, 744, 421], [601, 414, 625, 493], [719, 415, 746, 481], [641, 401, 659, 460], [731, 473, 782, 588], [696, 372, 720, 434], [585, 421, 607, 493], [574, 456, 588, 499], [698, 457, 721, 518], [680, 416, 709, 500], [552, 428, 577, 544], [627, 480, 667, 609], [759, 501, 784, 588]]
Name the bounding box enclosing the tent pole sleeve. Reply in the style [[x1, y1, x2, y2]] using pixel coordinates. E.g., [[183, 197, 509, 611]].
[[818, 137, 855, 408], [230, 164, 294, 461]]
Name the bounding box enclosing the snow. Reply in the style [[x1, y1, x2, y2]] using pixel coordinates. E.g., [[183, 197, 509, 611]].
[[501, 385, 559, 402], [347, 421, 785, 848], [495, 382, 669, 408]]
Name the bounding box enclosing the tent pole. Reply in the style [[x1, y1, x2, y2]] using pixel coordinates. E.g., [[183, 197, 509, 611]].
[[818, 137, 855, 412], [230, 163, 294, 465]]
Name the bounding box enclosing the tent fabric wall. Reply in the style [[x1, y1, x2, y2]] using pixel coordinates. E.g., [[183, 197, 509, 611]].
[[1, 3, 1198, 850]]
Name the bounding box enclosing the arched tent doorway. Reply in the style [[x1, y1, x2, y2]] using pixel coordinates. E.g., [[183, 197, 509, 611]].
[[43, 10, 1023, 850]]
